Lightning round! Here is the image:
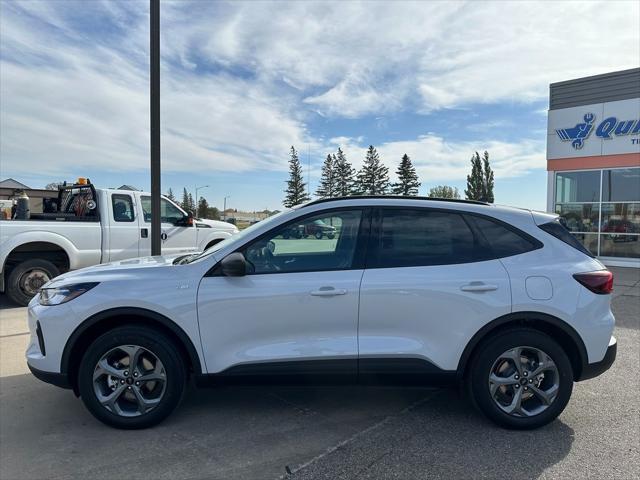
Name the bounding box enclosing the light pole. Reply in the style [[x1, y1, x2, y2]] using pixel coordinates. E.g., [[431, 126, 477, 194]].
[[223, 195, 231, 221], [194, 185, 209, 215], [150, 0, 161, 255]]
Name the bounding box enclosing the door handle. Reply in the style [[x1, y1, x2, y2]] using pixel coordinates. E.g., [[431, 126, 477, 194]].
[[460, 282, 498, 292], [140, 228, 148, 238], [310, 287, 347, 297]]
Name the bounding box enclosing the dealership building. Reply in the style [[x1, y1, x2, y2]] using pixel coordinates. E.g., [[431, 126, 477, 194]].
[[547, 68, 640, 266]]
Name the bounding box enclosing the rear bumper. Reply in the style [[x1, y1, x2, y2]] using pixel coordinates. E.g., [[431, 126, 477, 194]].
[[28, 363, 71, 389], [578, 336, 617, 381]]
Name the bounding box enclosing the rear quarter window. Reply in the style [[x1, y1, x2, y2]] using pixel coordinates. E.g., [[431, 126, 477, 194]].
[[538, 219, 595, 258], [466, 215, 541, 259]]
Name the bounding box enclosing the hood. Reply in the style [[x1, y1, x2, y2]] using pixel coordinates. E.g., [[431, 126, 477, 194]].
[[46, 254, 184, 287], [195, 218, 239, 232]]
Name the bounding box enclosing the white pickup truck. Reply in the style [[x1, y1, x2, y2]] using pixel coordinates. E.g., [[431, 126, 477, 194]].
[[0, 181, 237, 305]]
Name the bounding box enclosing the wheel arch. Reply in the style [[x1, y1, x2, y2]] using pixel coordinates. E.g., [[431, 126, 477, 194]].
[[61, 307, 202, 394], [3, 241, 71, 273], [457, 312, 588, 382]]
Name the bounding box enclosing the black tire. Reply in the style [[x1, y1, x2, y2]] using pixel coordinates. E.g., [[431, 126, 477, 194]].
[[315, 231, 323, 240], [327, 233, 335, 240], [468, 328, 573, 430], [6, 259, 60, 306], [78, 326, 187, 429]]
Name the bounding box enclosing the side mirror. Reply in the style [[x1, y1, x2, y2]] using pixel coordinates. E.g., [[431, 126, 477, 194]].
[[220, 252, 247, 277], [176, 211, 194, 227]]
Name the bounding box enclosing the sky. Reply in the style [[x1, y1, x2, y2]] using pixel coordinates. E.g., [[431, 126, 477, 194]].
[[1, 0, 638, 211]]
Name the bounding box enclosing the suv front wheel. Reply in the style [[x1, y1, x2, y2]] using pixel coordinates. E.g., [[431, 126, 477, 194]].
[[469, 328, 573, 429], [78, 326, 187, 429]]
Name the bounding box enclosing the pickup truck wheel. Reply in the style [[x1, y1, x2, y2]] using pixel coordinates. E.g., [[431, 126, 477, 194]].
[[78, 326, 187, 429], [6, 259, 60, 306], [469, 328, 573, 430]]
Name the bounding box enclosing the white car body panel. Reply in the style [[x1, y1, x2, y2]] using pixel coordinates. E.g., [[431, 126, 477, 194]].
[[197, 269, 363, 372], [25, 198, 615, 390], [359, 259, 511, 371]]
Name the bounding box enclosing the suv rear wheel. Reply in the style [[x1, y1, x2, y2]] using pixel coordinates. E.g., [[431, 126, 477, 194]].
[[469, 328, 573, 429], [78, 326, 187, 429]]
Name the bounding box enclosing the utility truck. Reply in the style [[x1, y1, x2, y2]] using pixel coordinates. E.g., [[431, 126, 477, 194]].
[[0, 179, 237, 305]]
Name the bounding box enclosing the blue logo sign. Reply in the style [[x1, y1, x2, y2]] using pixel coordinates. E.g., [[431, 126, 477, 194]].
[[556, 113, 640, 150]]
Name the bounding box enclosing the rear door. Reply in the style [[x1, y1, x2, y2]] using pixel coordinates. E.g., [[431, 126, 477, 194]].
[[358, 207, 512, 376], [107, 192, 140, 261]]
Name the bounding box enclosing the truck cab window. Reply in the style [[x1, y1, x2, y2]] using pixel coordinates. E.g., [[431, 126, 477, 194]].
[[111, 194, 134, 222]]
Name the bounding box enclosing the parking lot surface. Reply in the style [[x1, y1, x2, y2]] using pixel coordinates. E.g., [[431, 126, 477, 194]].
[[1, 268, 638, 480]]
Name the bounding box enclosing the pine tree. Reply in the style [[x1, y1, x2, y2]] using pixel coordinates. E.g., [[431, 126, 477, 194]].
[[315, 154, 337, 198], [187, 193, 195, 212], [428, 185, 460, 199], [391, 154, 420, 196], [465, 151, 495, 202], [283, 146, 310, 207], [465, 152, 484, 201], [482, 150, 495, 203], [181, 188, 190, 211], [333, 148, 356, 196], [355, 145, 389, 195], [166, 188, 176, 201], [197, 196, 209, 218]]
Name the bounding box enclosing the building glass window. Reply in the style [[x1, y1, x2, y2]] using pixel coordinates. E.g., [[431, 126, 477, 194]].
[[555, 167, 640, 260], [555, 171, 601, 203], [602, 168, 640, 202], [555, 203, 599, 232]]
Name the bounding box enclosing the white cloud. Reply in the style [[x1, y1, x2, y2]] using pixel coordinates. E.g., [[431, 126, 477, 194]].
[[329, 135, 545, 184], [161, 0, 639, 115], [1, 0, 637, 185]]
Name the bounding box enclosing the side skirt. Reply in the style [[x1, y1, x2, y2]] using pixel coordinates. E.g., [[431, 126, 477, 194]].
[[193, 358, 457, 388]]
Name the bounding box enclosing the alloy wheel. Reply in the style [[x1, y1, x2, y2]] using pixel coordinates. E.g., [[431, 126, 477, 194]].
[[92, 345, 166, 417], [488, 346, 559, 417]]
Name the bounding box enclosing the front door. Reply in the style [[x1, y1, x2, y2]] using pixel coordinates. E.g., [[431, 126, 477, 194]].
[[140, 196, 198, 256], [197, 209, 367, 379]]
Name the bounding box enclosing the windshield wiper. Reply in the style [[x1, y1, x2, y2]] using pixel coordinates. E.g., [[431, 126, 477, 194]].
[[173, 254, 197, 265]]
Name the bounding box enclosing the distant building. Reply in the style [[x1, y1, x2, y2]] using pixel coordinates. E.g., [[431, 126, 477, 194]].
[[547, 68, 639, 267], [118, 184, 141, 191], [0, 178, 30, 189]]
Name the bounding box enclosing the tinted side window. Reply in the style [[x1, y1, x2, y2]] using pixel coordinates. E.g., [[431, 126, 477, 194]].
[[242, 209, 363, 274], [468, 215, 538, 258], [539, 220, 595, 258], [111, 194, 134, 222], [372, 209, 477, 268]]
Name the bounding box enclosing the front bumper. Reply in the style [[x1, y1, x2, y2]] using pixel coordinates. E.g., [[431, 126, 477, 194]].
[[578, 336, 617, 381], [28, 364, 71, 389]]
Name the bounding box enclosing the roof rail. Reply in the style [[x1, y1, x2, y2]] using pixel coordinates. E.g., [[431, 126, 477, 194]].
[[302, 195, 490, 208]]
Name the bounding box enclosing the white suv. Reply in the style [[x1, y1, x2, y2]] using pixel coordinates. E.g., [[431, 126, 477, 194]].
[[26, 197, 616, 430]]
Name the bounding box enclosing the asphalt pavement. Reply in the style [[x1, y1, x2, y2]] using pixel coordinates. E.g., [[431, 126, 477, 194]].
[[0, 267, 638, 480]]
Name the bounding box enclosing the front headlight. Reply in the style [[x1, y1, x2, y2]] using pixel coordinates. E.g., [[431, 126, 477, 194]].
[[38, 282, 99, 306]]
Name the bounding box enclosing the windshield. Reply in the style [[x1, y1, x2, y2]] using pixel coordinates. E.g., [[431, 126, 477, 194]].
[[185, 210, 290, 263]]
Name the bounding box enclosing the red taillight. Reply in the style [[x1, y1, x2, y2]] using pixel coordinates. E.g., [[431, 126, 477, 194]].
[[573, 270, 614, 295]]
